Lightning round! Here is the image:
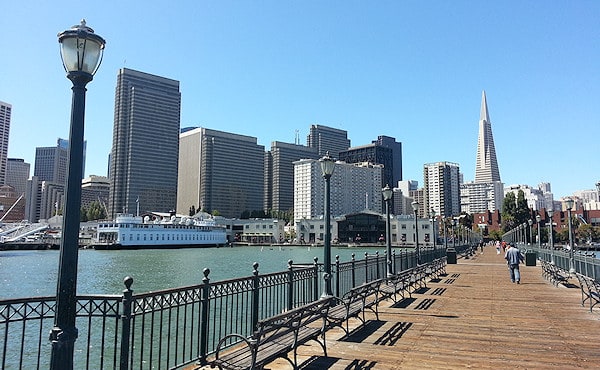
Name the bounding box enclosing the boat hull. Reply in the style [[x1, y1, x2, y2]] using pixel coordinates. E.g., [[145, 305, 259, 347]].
[[92, 242, 227, 250]]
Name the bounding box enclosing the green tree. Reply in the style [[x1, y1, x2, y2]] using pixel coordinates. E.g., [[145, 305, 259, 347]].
[[86, 200, 106, 221], [515, 190, 530, 225], [501, 192, 517, 232], [80, 206, 88, 222]]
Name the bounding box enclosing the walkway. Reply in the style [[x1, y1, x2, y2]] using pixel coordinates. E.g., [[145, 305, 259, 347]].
[[268, 246, 600, 369]]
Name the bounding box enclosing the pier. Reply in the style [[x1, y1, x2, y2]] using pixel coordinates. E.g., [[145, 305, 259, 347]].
[[214, 247, 600, 369]]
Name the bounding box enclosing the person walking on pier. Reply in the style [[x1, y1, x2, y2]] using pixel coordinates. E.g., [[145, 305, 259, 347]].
[[504, 242, 524, 284]]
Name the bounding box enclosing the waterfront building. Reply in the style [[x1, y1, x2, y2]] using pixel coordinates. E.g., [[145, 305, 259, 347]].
[[6, 158, 30, 196], [25, 177, 64, 222], [0, 101, 11, 185], [424, 162, 461, 218], [293, 159, 383, 222], [264, 141, 318, 214], [295, 212, 432, 246], [108, 68, 181, 218], [474, 91, 501, 183], [306, 124, 350, 158], [177, 127, 265, 218], [338, 135, 403, 194], [460, 181, 504, 214]]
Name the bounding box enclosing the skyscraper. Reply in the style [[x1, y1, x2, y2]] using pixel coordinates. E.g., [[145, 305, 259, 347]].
[[108, 68, 181, 218], [0, 101, 12, 185], [474, 91, 501, 183], [338, 135, 403, 190], [177, 127, 265, 218], [424, 162, 461, 218], [306, 124, 350, 158], [34, 138, 70, 184], [264, 141, 318, 213]]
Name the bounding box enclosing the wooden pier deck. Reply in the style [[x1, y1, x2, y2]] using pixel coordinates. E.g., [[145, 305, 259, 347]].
[[265, 246, 600, 369]]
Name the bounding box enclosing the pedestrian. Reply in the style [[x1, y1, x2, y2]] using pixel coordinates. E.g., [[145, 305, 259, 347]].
[[504, 242, 525, 284], [495, 240, 501, 254]]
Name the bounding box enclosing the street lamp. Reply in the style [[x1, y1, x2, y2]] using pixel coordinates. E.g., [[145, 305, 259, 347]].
[[319, 152, 335, 297], [548, 209, 555, 264], [51, 20, 105, 370], [565, 198, 575, 273], [429, 209, 436, 247], [382, 185, 393, 277], [528, 219, 533, 245], [536, 214, 542, 248], [411, 201, 420, 264]]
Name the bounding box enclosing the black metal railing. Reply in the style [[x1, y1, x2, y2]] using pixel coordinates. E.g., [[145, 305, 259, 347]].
[[1, 245, 447, 369]]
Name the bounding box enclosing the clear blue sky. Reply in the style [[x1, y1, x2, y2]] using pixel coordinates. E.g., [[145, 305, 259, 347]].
[[1, 1, 598, 199]]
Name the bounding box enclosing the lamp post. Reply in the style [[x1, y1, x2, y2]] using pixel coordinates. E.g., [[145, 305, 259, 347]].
[[430, 208, 436, 247], [565, 198, 575, 273], [452, 219, 457, 247], [548, 209, 554, 264], [411, 201, 420, 264], [536, 214, 542, 248], [51, 20, 105, 370], [319, 152, 335, 297], [443, 217, 448, 250], [528, 219, 533, 245], [382, 185, 393, 277]]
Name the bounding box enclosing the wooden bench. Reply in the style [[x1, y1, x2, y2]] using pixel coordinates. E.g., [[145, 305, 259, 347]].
[[379, 269, 413, 303], [574, 273, 600, 314], [326, 279, 382, 335], [210, 297, 332, 370], [541, 261, 570, 287]]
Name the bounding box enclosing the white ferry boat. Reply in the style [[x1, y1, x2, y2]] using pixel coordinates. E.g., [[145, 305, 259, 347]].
[[93, 213, 228, 249]]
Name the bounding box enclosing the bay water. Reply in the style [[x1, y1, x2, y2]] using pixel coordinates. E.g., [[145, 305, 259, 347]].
[[0, 245, 385, 299]]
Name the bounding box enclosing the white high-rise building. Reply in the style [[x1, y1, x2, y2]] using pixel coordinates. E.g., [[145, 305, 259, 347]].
[[460, 181, 504, 214], [424, 162, 461, 218], [293, 159, 383, 221]]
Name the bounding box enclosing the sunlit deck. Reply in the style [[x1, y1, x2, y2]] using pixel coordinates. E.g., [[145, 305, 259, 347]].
[[247, 246, 600, 369]]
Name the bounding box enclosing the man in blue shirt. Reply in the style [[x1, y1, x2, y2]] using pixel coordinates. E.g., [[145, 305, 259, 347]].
[[505, 242, 525, 284]]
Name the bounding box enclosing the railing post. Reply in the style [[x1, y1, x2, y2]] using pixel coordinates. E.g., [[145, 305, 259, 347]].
[[287, 260, 294, 310], [365, 252, 369, 283], [392, 249, 396, 275], [335, 255, 340, 297], [198, 268, 211, 366], [313, 257, 320, 302], [351, 253, 356, 288], [252, 263, 260, 329], [119, 276, 133, 370], [375, 251, 380, 279]]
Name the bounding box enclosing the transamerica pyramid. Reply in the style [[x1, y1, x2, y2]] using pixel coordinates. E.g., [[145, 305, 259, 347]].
[[474, 91, 501, 183]]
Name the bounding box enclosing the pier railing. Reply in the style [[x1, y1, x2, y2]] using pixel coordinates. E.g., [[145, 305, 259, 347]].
[[523, 244, 600, 279], [1, 245, 447, 369]]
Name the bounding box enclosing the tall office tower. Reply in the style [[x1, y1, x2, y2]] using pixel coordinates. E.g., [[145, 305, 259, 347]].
[[423, 162, 461, 218], [177, 127, 265, 218], [339, 135, 403, 190], [109, 68, 181, 218], [474, 91, 501, 183], [6, 158, 30, 195], [306, 124, 350, 158], [0, 101, 12, 185], [34, 138, 85, 184], [293, 159, 383, 221], [264, 141, 318, 213]]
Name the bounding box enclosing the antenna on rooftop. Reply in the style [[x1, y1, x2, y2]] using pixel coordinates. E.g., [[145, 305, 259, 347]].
[[295, 129, 299, 145]]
